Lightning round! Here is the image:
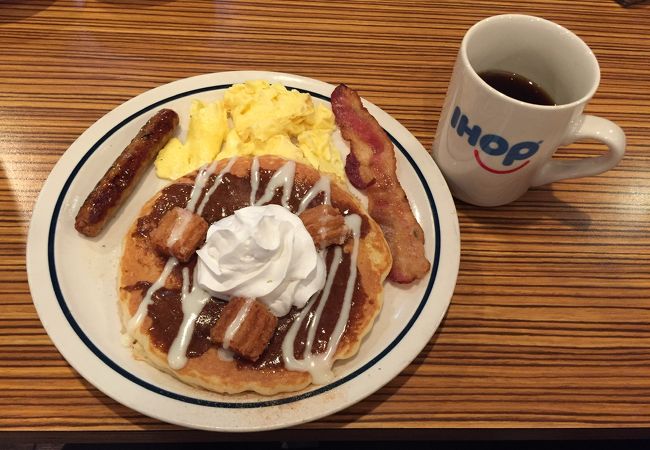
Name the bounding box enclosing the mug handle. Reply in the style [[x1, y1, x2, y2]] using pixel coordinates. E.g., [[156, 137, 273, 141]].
[[530, 115, 626, 187]]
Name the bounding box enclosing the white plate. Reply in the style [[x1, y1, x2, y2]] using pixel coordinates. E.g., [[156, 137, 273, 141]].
[[26, 71, 460, 432]]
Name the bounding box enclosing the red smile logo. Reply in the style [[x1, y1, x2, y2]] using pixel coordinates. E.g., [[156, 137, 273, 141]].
[[473, 149, 530, 174]]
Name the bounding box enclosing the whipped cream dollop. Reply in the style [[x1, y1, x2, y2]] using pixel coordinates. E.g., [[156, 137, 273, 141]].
[[196, 204, 326, 317]]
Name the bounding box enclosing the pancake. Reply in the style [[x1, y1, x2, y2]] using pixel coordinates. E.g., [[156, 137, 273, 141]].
[[118, 156, 392, 395]]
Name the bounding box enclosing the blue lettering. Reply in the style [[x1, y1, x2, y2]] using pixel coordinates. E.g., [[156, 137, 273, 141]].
[[479, 134, 509, 156], [455, 115, 481, 146], [503, 141, 541, 166], [450, 106, 461, 128], [452, 105, 540, 167]]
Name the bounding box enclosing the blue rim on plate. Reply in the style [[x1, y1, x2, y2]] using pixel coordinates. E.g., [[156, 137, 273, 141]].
[[47, 84, 441, 408]]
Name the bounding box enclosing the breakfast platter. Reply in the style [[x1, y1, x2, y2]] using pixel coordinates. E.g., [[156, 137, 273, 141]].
[[26, 71, 460, 431]]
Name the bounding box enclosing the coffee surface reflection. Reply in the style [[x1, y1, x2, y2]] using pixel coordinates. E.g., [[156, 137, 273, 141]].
[[478, 70, 556, 106]]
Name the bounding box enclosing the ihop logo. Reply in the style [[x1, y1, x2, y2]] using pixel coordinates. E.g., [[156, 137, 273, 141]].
[[451, 106, 541, 174]]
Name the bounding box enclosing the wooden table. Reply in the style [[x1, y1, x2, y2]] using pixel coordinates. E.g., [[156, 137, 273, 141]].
[[2, 0, 649, 443]]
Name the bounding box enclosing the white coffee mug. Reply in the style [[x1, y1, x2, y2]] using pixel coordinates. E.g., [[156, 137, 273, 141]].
[[432, 14, 625, 207]]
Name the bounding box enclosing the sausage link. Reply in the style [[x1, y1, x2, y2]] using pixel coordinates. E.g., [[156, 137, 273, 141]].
[[74, 108, 179, 237]]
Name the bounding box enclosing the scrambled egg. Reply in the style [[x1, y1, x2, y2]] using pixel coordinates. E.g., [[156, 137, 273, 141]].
[[155, 80, 344, 181], [155, 100, 228, 180]]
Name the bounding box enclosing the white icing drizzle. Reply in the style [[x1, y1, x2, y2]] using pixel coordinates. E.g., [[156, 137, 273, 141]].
[[297, 176, 331, 214], [128, 257, 178, 335], [315, 218, 334, 242], [280, 248, 340, 383], [197, 157, 237, 216], [222, 297, 255, 349], [249, 156, 260, 205], [167, 267, 212, 370], [303, 248, 337, 356], [325, 214, 361, 354], [186, 158, 220, 213], [254, 160, 296, 208], [217, 348, 235, 361], [166, 210, 192, 249], [166, 157, 240, 255], [281, 214, 361, 384]]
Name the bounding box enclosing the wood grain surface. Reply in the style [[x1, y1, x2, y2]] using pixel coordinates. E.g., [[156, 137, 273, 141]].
[[1, 0, 649, 441]]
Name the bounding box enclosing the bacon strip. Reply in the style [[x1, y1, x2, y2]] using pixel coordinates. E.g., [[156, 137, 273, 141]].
[[331, 84, 430, 283]]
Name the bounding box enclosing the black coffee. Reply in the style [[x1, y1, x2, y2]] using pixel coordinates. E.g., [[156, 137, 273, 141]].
[[478, 70, 556, 106]]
